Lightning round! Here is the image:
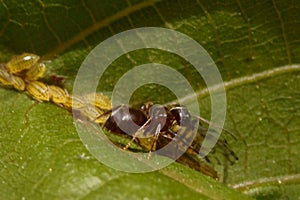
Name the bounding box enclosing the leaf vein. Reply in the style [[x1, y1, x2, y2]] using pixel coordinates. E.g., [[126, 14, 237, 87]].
[[41, 0, 162, 60]]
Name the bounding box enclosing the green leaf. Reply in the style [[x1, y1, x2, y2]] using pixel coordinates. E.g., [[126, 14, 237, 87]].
[[0, 0, 299, 199]]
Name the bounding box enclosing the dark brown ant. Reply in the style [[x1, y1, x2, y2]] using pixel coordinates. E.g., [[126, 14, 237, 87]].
[[101, 103, 238, 178]]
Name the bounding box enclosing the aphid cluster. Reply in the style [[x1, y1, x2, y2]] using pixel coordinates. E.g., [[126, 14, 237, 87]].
[[0, 53, 238, 179], [0, 53, 112, 123]]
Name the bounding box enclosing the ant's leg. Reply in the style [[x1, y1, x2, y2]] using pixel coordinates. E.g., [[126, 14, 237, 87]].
[[123, 117, 151, 150], [193, 115, 237, 140], [147, 124, 162, 159], [94, 108, 113, 122]]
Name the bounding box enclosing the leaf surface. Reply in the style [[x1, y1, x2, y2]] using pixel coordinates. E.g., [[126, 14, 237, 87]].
[[0, 0, 299, 199]]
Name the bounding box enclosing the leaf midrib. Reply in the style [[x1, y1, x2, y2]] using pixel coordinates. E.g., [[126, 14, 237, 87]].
[[170, 64, 300, 105]]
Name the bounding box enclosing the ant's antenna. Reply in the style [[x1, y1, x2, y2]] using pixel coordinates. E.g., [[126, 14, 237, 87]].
[[193, 115, 237, 140]]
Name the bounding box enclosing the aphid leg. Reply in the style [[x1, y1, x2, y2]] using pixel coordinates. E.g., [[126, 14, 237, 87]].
[[27, 94, 44, 103], [123, 117, 151, 150], [53, 102, 64, 107], [64, 88, 69, 97]]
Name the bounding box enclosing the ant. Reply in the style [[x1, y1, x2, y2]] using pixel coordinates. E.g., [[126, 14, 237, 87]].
[[101, 103, 238, 178]]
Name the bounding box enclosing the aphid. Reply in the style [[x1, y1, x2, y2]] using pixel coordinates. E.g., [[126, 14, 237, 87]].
[[84, 93, 112, 110], [69, 93, 112, 123], [25, 63, 46, 81], [0, 67, 13, 86], [26, 81, 50, 102], [78, 105, 109, 124], [64, 95, 86, 109], [5, 53, 40, 74], [48, 85, 69, 106], [0, 67, 25, 91], [11, 76, 25, 91], [102, 104, 238, 178], [49, 75, 65, 85]]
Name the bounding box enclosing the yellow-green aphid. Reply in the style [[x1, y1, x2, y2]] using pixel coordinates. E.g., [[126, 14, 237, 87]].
[[85, 93, 112, 111], [79, 105, 108, 124], [0, 67, 13, 86], [25, 63, 46, 81], [64, 95, 86, 109], [6, 53, 40, 74], [48, 85, 68, 106], [26, 81, 50, 102], [11, 76, 25, 91]]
